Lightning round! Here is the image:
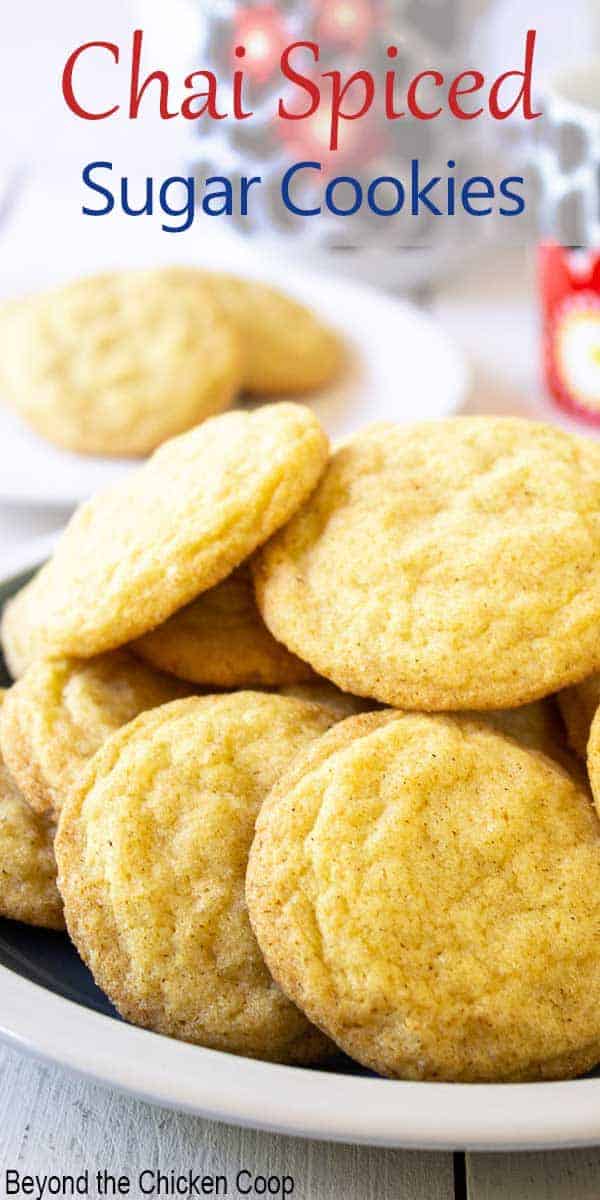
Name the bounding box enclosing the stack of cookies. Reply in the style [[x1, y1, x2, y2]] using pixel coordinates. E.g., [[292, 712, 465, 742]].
[[2, 404, 600, 1084], [0, 268, 342, 457]]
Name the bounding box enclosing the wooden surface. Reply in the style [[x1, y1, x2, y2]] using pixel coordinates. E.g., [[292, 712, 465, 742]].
[[0, 1045, 453, 1198], [468, 1150, 600, 1199], [2, 1043, 600, 1198]]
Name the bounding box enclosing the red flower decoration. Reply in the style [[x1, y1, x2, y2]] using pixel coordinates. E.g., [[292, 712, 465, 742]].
[[315, 0, 375, 49], [539, 241, 600, 425], [277, 103, 384, 172], [232, 5, 290, 86]]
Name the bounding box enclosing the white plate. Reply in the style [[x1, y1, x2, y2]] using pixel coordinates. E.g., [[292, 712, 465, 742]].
[[1, 541, 600, 1153], [0, 242, 468, 507], [4, 965, 600, 1153]]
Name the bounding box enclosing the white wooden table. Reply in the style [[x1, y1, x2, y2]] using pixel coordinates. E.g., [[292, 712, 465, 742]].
[[3, 1041, 600, 1199], [0, 1045, 454, 1198]]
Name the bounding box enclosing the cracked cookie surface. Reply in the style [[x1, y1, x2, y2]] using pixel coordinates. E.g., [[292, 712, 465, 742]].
[[0, 652, 190, 817], [254, 418, 600, 709], [0, 690, 63, 930], [247, 710, 600, 1081], [56, 692, 335, 1061], [14, 403, 328, 659], [133, 565, 314, 687]]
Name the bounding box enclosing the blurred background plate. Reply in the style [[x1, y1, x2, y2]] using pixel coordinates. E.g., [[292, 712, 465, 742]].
[[0, 241, 469, 508]]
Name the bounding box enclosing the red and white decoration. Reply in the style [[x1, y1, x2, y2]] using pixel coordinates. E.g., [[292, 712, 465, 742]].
[[539, 242, 600, 424]]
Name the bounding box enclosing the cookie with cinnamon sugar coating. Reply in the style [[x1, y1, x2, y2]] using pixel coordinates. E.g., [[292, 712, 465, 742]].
[[56, 692, 335, 1062], [0, 690, 63, 930], [10, 403, 329, 660], [133, 565, 314, 687], [248, 710, 600, 1081], [254, 418, 600, 709]]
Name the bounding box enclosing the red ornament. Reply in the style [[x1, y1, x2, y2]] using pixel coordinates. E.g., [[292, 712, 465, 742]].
[[277, 102, 382, 172], [232, 5, 290, 86], [539, 241, 600, 426], [315, 0, 375, 49]]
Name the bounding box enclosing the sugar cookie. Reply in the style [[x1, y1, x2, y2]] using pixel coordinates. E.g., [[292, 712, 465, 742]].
[[56, 693, 335, 1062], [254, 418, 600, 709], [585, 705, 600, 813], [0, 652, 190, 817], [0, 571, 48, 678], [278, 680, 373, 720], [12, 403, 328, 659], [204, 273, 342, 394], [0, 691, 63, 930], [248, 710, 600, 1081], [133, 565, 314, 687], [0, 269, 242, 457], [558, 675, 600, 759], [471, 699, 572, 768]]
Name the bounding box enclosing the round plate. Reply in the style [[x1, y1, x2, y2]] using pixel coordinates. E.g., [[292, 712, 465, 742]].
[[3, 551, 600, 1151], [0, 241, 468, 507]]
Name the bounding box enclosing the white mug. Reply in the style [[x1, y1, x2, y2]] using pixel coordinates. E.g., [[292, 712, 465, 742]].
[[532, 58, 600, 244]]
